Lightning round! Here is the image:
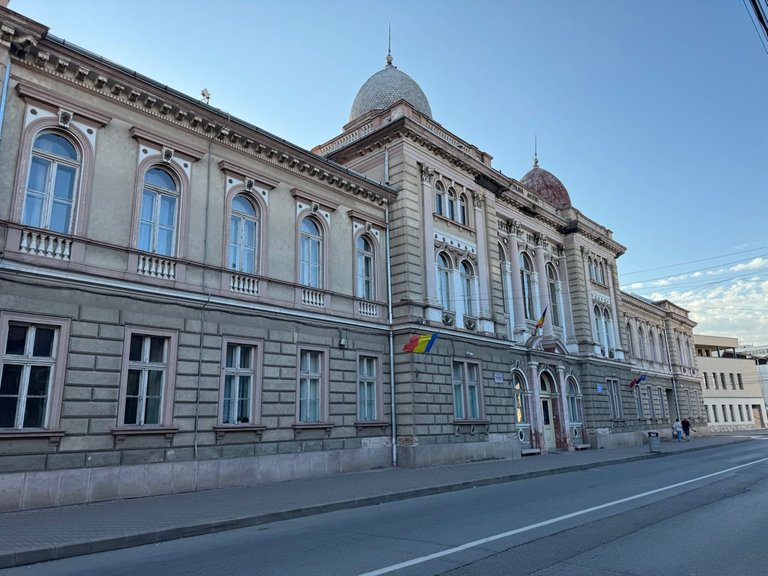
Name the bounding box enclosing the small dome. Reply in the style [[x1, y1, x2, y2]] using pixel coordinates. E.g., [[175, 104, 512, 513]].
[[349, 54, 432, 123], [520, 160, 572, 209]]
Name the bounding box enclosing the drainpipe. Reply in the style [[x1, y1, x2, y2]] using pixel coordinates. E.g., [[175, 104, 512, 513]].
[[385, 203, 397, 467], [662, 325, 681, 421], [0, 60, 10, 144]]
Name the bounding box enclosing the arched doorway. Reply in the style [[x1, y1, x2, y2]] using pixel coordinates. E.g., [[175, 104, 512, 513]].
[[540, 372, 558, 449]]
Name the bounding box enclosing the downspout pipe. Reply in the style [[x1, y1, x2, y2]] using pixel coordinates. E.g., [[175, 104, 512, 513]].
[[662, 326, 681, 421], [385, 202, 397, 467], [0, 60, 11, 144]]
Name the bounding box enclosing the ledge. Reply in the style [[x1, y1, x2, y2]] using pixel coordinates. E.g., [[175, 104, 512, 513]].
[[110, 426, 178, 444], [453, 420, 490, 435], [354, 421, 389, 432], [213, 424, 266, 441], [292, 422, 334, 436], [0, 429, 65, 446]]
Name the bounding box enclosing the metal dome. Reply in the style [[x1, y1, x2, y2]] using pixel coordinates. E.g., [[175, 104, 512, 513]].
[[520, 160, 572, 209], [349, 55, 432, 123]]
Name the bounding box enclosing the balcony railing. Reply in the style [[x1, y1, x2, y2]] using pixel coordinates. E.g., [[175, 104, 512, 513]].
[[230, 273, 258, 295], [19, 229, 72, 261], [357, 300, 379, 318], [302, 288, 325, 308], [137, 254, 176, 280]]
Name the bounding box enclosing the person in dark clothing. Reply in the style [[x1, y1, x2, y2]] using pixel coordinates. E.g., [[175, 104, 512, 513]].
[[681, 417, 694, 441]]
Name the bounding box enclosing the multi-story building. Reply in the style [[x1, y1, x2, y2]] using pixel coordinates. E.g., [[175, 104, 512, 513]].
[[0, 5, 703, 510], [695, 335, 767, 430], [736, 344, 768, 409]]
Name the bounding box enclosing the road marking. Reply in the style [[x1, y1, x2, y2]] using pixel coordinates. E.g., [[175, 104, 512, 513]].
[[354, 456, 768, 576]]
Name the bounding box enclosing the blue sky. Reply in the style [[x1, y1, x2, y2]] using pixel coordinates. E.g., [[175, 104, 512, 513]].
[[12, 0, 768, 344]]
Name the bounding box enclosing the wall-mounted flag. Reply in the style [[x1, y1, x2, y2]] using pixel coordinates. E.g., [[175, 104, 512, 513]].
[[403, 333, 438, 353], [629, 374, 647, 388], [535, 306, 548, 330]]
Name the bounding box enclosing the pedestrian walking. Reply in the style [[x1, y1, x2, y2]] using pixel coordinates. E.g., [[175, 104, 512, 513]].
[[681, 417, 694, 441], [673, 418, 683, 441]]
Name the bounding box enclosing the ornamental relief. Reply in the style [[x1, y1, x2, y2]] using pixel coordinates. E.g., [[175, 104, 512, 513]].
[[434, 238, 477, 262]]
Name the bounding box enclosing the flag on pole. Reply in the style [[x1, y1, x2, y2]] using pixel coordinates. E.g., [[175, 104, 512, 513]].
[[535, 306, 548, 330], [403, 333, 438, 353], [629, 374, 647, 388]]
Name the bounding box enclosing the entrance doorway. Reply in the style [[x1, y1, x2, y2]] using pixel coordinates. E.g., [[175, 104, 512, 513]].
[[540, 373, 557, 449]]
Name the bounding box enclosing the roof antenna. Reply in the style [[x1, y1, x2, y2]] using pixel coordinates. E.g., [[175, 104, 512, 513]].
[[533, 134, 539, 167], [386, 23, 393, 66]]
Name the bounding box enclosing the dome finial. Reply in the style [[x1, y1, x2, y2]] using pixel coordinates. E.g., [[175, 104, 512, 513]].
[[533, 135, 539, 167], [386, 23, 393, 66]]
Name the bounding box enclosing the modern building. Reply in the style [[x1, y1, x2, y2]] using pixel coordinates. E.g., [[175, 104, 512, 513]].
[[0, 5, 703, 510], [695, 335, 767, 431], [736, 344, 768, 409]]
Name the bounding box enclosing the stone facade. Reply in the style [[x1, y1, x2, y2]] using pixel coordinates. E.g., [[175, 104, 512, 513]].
[[0, 5, 702, 510]]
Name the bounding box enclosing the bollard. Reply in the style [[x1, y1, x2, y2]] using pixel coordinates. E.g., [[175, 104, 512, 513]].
[[648, 431, 661, 453]]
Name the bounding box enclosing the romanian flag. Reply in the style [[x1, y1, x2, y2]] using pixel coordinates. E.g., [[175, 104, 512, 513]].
[[535, 306, 548, 330], [403, 333, 438, 353], [629, 374, 647, 388]]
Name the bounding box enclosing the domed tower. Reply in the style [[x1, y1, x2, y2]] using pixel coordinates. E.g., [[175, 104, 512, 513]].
[[347, 52, 432, 126], [520, 156, 572, 209]]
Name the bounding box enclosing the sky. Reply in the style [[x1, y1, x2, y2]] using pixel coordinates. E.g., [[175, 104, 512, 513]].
[[11, 0, 768, 345]]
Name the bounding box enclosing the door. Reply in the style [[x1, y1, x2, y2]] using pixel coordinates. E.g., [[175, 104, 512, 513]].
[[752, 405, 765, 428], [542, 398, 556, 449]]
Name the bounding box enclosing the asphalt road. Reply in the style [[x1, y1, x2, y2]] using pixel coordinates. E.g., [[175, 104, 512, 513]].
[[4, 441, 768, 576]]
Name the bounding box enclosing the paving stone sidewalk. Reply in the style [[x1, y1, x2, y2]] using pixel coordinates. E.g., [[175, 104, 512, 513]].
[[0, 434, 754, 569]]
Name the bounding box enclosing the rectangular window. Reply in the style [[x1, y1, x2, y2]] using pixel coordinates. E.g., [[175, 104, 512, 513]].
[[729, 373, 736, 390], [608, 378, 623, 419], [737, 374, 744, 389], [729, 405, 735, 421], [452, 360, 481, 420], [298, 349, 326, 423], [119, 328, 177, 427], [738, 404, 744, 421], [220, 340, 261, 425], [703, 373, 709, 389], [635, 387, 644, 418], [357, 355, 378, 422], [657, 387, 666, 419], [647, 386, 655, 418], [713, 373, 719, 389], [0, 316, 68, 429]]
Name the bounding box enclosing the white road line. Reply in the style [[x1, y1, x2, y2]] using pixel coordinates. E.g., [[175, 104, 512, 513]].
[[354, 456, 768, 576]]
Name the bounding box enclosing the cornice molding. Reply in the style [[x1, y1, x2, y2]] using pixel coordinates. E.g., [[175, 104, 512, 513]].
[[15, 82, 111, 126]]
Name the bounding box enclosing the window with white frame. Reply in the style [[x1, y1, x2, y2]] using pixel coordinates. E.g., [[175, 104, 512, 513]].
[[299, 217, 322, 288], [298, 349, 324, 423], [608, 378, 622, 419], [459, 260, 475, 317], [520, 252, 535, 320], [546, 263, 561, 327], [436, 253, 452, 310], [0, 316, 68, 429], [434, 181, 444, 216], [567, 378, 579, 422], [120, 329, 177, 426], [22, 132, 81, 234], [594, 306, 605, 352], [452, 360, 481, 420], [604, 309, 614, 352], [458, 193, 468, 225], [229, 195, 259, 274], [221, 341, 259, 425], [356, 235, 375, 300], [357, 355, 378, 422], [446, 187, 456, 220], [139, 167, 178, 256]]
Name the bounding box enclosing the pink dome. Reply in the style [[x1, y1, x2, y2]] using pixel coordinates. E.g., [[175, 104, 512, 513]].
[[520, 162, 572, 209]]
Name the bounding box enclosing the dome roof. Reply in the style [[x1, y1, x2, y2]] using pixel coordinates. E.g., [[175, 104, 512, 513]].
[[520, 160, 572, 209], [349, 54, 432, 123]]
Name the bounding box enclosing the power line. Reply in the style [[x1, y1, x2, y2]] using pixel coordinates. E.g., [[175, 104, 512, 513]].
[[744, 0, 768, 55], [620, 245, 766, 277]]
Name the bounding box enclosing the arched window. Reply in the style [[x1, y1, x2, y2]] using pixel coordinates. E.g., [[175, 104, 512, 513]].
[[594, 305, 605, 351], [460, 261, 475, 317], [604, 309, 614, 351], [546, 263, 561, 327], [599, 261, 606, 284], [458, 193, 468, 225], [23, 132, 81, 234], [299, 217, 322, 288], [567, 378, 580, 422], [638, 326, 647, 359], [356, 235, 375, 300], [513, 371, 527, 424], [436, 253, 452, 310], [499, 243, 508, 314], [649, 331, 658, 362], [446, 187, 456, 220], [229, 195, 259, 274], [434, 181, 444, 216], [626, 322, 635, 357], [520, 252, 535, 320], [139, 167, 178, 256], [588, 258, 596, 281]]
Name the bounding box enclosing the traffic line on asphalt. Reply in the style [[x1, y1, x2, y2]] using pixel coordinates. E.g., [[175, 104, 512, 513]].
[[354, 456, 768, 576]]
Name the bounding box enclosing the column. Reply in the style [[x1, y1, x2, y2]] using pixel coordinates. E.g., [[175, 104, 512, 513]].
[[473, 192, 492, 329], [529, 360, 544, 452], [606, 262, 622, 358], [534, 234, 552, 335], [420, 165, 441, 322], [501, 261, 515, 339], [557, 365, 572, 449], [581, 249, 598, 353], [509, 228, 526, 338]]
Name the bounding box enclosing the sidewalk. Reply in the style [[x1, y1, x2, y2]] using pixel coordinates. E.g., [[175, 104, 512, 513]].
[[0, 433, 755, 569]]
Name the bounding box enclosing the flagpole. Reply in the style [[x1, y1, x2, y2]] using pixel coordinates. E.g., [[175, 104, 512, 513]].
[[385, 204, 398, 467]]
